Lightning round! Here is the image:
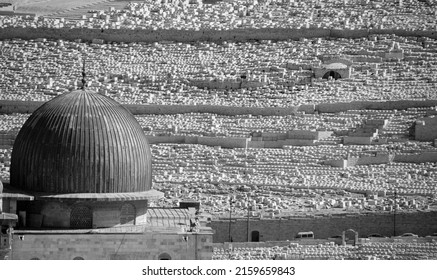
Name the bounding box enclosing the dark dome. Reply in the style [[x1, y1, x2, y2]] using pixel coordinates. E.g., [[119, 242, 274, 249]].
[[10, 90, 152, 194]]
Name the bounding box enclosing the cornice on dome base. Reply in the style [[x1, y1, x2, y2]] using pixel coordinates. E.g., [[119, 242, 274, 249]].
[[31, 189, 164, 202]]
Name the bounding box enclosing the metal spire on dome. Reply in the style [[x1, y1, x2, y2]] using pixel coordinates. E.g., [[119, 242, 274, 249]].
[[81, 58, 86, 90]]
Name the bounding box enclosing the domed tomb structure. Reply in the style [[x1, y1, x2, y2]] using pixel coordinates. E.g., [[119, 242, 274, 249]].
[[9, 90, 162, 229], [313, 57, 352, 80]]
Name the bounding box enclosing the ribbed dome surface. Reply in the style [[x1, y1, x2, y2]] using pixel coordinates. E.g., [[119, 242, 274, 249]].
[[10, 90, 152, 194]]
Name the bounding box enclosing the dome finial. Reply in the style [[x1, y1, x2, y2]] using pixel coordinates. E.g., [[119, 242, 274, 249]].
[[81, 58, 86, 90]]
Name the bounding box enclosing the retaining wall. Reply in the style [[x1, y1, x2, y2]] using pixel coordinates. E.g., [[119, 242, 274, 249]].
[[2, 100, 437, 116], [317, 100, 437, 113], [1, 27, 437, 43], [198, 136, 249, 148], [394, 152, 437, 163], [415, 116, 437, 141], [0, 100, 303, 115], [0, 27, 330, 42], [3, 130, 437, 152], [343, 136, 373, 145], [211, 211, 437, 243], [146, 135, 249, 148], [325, 152, 437, 168]]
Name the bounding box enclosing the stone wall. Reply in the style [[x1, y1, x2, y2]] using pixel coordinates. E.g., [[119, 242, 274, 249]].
[[415, 116, 437, 141], [191, 78, 265, 90], [287, 130, 332, 140], [1, 27, 437, 43], [247, 130, 330, 148], [349, 55, 383, 63], [0, 100, 41, 114], [317, 100, 437, 113], [354, 154, 393, 165], [198, 136, 249, 148], [0, 100, 303, 116], [343, 136, 373, 145], [393, 152, 437, 163], [11, 230, 213, 260], [0, 27, 331, 43], [325, 152, 437, 168], [0, 133, 14, 147], [129, 104, 305, 115], [213, 239, 337, 251], [146, 135, 249, 148], [263, 139, 316, 148], [3, 100, 437, 116], [211, 211, 437, 243]]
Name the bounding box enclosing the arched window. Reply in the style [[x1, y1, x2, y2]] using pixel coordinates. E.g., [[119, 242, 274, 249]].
[[120, 203, 136, 225], [158, 253, 172, 260], [251, 230, 260, 242], [73, 256, 84, 260], [70, 205, 92, 229]]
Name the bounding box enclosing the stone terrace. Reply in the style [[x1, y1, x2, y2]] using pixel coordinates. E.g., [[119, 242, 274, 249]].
[[0, 36, 437, 106], [212, 238, 437, 260], [2, 0, 437, 31]]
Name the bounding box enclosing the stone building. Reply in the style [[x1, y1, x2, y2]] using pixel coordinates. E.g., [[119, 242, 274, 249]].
[[385, 42, 404, 60], [0, 89, 213, 260], [313, 58, 353, 80], [0, 180, 18, 260]]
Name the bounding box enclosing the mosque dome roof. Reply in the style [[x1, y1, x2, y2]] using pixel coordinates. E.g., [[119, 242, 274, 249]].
[[10, 90, 152, 194]]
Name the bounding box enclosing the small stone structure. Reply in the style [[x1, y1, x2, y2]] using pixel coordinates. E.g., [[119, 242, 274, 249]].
[[314, 58, 353, 80]]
